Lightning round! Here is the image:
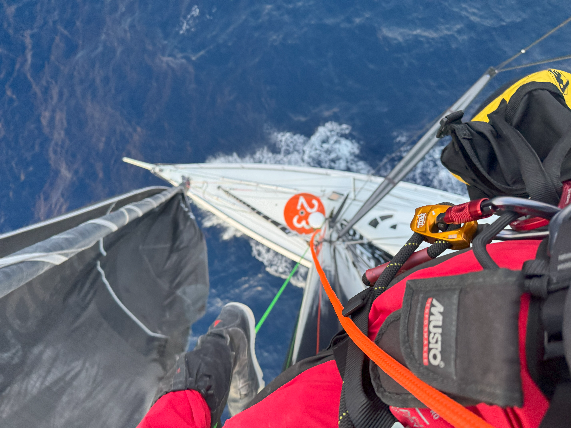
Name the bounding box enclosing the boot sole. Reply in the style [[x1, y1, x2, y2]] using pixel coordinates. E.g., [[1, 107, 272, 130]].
[[224, 302, 265, 392]]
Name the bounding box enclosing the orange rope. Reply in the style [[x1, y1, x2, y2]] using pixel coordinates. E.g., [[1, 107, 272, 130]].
[[309, 231, 494, 428]]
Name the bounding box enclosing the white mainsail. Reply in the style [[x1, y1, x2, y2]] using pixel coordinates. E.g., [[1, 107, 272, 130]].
[[123, 159, 468, 262]]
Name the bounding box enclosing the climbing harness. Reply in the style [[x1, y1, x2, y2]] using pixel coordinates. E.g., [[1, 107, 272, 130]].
[[310, 230, 496, 428], [315, 191, 571, 427], [314, 67, 571, 428]]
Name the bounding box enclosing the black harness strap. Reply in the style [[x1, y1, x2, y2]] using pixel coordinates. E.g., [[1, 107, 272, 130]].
[[472, 211, 520, 270], [521, 205, 571, 425], [539, 382, 571, 428], [564, 284, 571, 377], [336, 289, 396, 428], [542, 125, 571, 194], [335, 237, 459, 427]]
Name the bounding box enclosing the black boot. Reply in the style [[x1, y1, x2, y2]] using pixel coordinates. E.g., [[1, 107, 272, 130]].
[[153, 303, 264, 426]]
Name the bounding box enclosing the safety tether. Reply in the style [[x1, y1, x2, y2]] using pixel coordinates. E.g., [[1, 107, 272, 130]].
[[255, 247, 309, 333], [309, 230, 495, 428]]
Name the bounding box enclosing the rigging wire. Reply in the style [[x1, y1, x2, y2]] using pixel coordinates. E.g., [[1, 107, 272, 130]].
[[496, 15, 571, 71], [335, 104, 454, 224], [255, 247, 309, 333], [497, 53, 571, 73], [336, 120, 433, 221]]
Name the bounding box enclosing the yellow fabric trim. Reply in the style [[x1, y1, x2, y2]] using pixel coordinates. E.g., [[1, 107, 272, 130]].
[[450, 172, 469, 185], [472, 69, 571, 123]]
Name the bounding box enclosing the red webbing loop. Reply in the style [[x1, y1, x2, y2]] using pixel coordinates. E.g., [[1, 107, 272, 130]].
[[443, 198, 490, 224], [512, 180, 571, 231], [510, 217, 549, 231], [559, 180, 571, 208], [309, 231, 495, 428], [363, 249, 432, 286]]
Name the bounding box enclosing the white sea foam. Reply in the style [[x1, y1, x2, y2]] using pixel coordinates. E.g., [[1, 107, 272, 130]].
[[405, 143, 468, 197], [207, 122, 373, 173], [200, 213, 307, 287], [377, 24, 464, 44], [200, 212, 244, 240], [179, 6, 200, 34], [249, 241, 308, 288]]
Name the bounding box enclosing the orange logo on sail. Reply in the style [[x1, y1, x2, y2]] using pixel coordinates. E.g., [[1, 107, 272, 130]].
[[283, 193, 325, 234]]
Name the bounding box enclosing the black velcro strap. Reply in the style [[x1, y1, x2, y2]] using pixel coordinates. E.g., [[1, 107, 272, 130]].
[[549, 206, 571, 286], [436, 110, 464, 138], [336, 288, 397, 428]]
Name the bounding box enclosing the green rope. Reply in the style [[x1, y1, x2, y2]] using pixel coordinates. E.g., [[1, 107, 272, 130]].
[[255, 247, 309, 333]]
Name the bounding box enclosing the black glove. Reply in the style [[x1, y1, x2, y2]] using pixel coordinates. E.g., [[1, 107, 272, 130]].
[[153, 332, 234, 427]]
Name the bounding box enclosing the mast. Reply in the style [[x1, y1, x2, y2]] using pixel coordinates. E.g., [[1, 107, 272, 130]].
[[337, 68, 496, 238]]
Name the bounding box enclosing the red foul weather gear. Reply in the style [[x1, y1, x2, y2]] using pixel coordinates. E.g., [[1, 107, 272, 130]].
[[139, 240, 549, 428]]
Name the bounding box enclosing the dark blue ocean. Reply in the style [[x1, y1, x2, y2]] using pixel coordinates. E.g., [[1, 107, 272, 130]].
[[2, 0, 571, 420]]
